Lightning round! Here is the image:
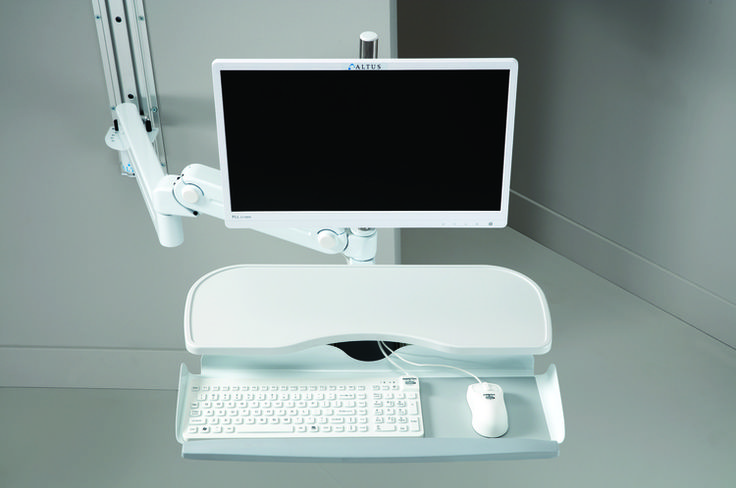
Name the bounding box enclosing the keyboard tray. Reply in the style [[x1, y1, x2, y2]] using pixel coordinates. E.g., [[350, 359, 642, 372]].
[[175, 346, 564, 462]]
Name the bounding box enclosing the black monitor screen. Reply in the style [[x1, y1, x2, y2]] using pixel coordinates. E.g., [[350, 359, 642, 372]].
[[219, 68, 511, 213]]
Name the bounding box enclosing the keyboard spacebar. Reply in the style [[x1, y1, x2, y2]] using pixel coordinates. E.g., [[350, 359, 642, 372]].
[[237, 425, 295, 434]]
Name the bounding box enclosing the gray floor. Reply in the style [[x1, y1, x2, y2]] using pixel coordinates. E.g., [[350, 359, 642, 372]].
[[2, 229, 735, 487]]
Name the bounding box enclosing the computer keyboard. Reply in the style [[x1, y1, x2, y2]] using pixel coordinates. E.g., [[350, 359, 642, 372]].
[[181, 375, 424, 440]]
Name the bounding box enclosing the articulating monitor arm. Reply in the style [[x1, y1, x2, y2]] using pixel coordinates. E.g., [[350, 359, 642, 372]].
[[109, 102, 377, 263]]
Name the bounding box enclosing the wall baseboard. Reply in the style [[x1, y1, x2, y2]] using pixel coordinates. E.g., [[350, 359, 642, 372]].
[[0, 347, 198, 389], [510, 192, 736, 350]]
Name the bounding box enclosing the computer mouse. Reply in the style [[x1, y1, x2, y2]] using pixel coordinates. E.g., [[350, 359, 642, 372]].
[[466, 382, 508, 438]]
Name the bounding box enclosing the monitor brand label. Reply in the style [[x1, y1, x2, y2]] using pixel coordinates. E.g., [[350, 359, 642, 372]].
[[348, 63, 382, 71]]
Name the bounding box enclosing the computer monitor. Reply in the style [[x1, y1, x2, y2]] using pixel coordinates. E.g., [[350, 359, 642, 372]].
[[212, 58, 518, 229]]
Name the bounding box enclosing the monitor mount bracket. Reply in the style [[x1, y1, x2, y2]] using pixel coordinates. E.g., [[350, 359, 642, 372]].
[[94, 0, 379, 263]]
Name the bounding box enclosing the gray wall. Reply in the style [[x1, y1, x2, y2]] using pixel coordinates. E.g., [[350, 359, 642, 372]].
[[0, 0, 397, 388], [398, 0, 736, 348]]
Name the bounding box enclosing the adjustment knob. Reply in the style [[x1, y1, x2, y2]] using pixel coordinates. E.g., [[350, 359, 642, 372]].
[[317, 229, 347, 252], [180, 184, 203, 204]]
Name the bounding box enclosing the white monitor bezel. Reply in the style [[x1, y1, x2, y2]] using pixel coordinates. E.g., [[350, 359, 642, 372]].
[[212, 57, 518, 229]]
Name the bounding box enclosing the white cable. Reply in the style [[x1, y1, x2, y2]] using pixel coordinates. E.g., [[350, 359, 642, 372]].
[[377, 341, 410, 376], [379, 341, 482, 383]]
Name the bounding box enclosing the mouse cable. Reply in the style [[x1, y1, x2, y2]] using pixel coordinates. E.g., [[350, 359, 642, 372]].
[[378, 341, 482, 384], [377, 341, 410, 376]]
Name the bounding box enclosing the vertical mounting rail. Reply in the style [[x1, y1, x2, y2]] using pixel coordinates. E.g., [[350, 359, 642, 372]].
[[348, 31, 380, 266], [92, 0, 166, 175], [327, 31, 383, 359]]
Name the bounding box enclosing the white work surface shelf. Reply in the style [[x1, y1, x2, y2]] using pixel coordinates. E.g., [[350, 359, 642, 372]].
[[184, 265, 552, 356], [176, 265, 564, 462]]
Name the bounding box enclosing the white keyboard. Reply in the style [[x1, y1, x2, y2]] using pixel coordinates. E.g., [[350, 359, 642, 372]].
[[181, 375, 424, 440]]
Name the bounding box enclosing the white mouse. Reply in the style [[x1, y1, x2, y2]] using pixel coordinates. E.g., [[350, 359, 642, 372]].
[[466, 382, 508, 438]]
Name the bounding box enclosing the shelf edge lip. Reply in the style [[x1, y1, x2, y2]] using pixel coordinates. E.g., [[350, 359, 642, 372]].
[[185, 342, 551, 357], [180, 437, 560, 462], [536, 364, 566, 443]]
